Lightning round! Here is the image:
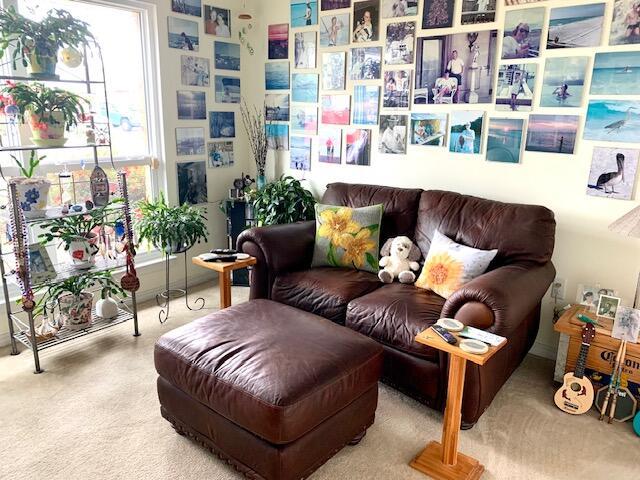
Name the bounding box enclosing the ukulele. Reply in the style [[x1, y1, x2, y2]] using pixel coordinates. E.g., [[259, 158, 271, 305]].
[[554, 323, 596, 415]]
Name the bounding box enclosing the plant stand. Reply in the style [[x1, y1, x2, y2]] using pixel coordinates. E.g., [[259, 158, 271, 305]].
[[155, 251, 205, 323]]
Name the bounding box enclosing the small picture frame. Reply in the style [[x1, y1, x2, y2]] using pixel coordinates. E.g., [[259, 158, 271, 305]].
[[28, 244, 56, 284], [612, 306, 640, 343], [576, 284, 597, 309], [596, 294, 621, 320]]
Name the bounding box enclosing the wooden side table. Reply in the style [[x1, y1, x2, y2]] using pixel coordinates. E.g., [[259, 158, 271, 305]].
[[410, 327, 506, 480], [192, 256, 256, 309]]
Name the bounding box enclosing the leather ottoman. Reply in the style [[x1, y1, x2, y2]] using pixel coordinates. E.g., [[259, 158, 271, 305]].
[[154, 299, 384, 480]]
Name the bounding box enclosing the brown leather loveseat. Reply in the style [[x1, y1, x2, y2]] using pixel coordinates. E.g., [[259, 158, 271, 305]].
[[238, 183, 556, 426]]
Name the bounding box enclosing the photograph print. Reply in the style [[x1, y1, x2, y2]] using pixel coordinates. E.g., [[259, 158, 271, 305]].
[[584, 100, 640, 143], [353, 85, 380, 125], [587, 147, 639, 200], [610, 0, 640, 46], [266, 124, 290, 151], [422, 0, 455, 29], [215, 75, 240, 104], [591, 51, 640, 96], [353, 0, 380, 43], [381, 0, 417, 18], [292, 73, 319, 102], [291, 0, 318, 28], [525, 114, 579, 155], [265, 62, 290, 90], [597, 294, 621, 321], [269, 24, 289, 59], [204, 5, 231, 37], [168, 17, 199, 51], [215, 41, 240, 71], [495, 63, 537, 112], [172, 0, 201, 17], [321, 0, 351, 11], [209, 111, 235, 138], [548, 3, 605, 49], [290, 137, 312, 171], [294, 31, 317, 69], [502, 7, 544, 59], [177, 91, 206, 120], [177, 161, 208, 205], [541, 57, 588, 108], [384, 21, 415, 65], [265, 94, 291, 121], [322, 52, 346, 90], [176, 127, 205, 156], [461, 0, 496, 25], [346, 128, 372, 165], [350, 47, 382, 80], [415, 30, 498, 105], [322, 94, 351, 125], [320, 13, 350, 47], [181, 55, 209, 86], [319, 128, 342, 163], [486, 118, 525, 163], [384, 70, 411, 108], [449, 111, 484, 154], [207, 141, 234, 168], [379, 114, 408, 154], [291, 105, 319, 134], [28, 244, 55, 284], [612, 306, 640, 343], [410, 113, 447, 147], [505, 0, 544, 4]]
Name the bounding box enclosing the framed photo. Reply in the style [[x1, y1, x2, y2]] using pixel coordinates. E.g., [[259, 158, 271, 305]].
[[291, 0, 318, 27], [577, 285, 598, 308], [322, 52, 346, 90], [290, 137, 312, 171], [291, 106, 319, 134], [461, 0, 496, 25], [322, 94, 351, 125], [591, 52, 640, 96], [320, 13, 350, 47], [171, 0, 201, 17], [584, 100, 640, 143], [596, 294, 621, 320], [353, 85, 380, 126], [495, 63, 537, 112], [321, 0, 351, 10], [294, 31, 317, 69], [353, 0, 380, 43], [610, 0, 640, 46], [265, 94, 291, 121], [379, 114, 408, 154], [207, 141, 234, 168], [319, 128, 342, 163], [587, 147, 639, 200], [548, 3, 605, 49], [350, 47, 382, 80], [384, 21, 415, 65], [28, 244, 55, 284], [204, 5, 231, 37], [266, 124, 290, 151], [176, 127, 205, 156], [383, 70, 411, 108], [214, 41, 240, 71], [177, 91, 206, 120], [168, 17, 199, 51], [541, 57, 588, 108], [501, 7, 544, 59], [180, 55, 209, 86], [613, 306, 640, 342], [346, 128, 372, 165], [381, 0, 417, 18], [526, 114, 579, 155], [292, 73, 319, 102], [410, 113, 448, 147], [209, 111, 235, 138], [269, 24, 289, 59], [486, 118, 524, 163], [265, 62, 290, 90], [214, 75, 240, 104], [177, 161, 208, 205], [422, 0, 455, 29], [449, 111, 484, 154]]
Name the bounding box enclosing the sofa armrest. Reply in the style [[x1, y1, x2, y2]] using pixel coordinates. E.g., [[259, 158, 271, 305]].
[[441, 261, 556, 337], [237, 221, 316, 299]]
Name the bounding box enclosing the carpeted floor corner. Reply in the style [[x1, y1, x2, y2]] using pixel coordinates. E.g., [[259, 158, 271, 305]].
[[0, 284, 637, 479]]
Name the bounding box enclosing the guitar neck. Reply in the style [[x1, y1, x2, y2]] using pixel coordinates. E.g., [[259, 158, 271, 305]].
[[574, 342, 590, 378]]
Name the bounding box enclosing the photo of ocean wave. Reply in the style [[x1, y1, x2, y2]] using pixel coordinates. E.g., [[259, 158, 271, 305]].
[[547, 3, 605, 49], [584, 100, 640, 143], [265, 62, 290, 90], [591, 51, 640, 95]]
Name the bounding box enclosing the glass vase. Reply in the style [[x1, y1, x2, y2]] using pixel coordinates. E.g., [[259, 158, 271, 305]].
[[257, 174, 267, 190]]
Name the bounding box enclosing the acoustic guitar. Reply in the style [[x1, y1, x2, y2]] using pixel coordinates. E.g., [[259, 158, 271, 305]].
[[554, 323, 596, 415]]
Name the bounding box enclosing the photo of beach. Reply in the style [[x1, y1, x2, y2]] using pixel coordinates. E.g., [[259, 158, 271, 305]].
[[486, 118, 524, 163], [168, 17, 199, 51], [353, 85, 380, 125], [322, 94, 351, 125], [319, 128, 342, 163], [290, 137, 312, 171], [410, 113, 447, 147], [610, 0, 640, 46], [215, 41, 240, 71], [268, 24, 289, 59], [266, 124, 290, 151], [177, 91, 206, 119], [291, 106, 318, 134], [584, 100, 640, 143], [587, 147, 639, 200], [320, 13, 350, 47], [265, 94, 290, 121], [502, 7, 544, 59], [541, 57, 588, 108], [526, 114, 579, 154], [176, 127, 205, 156], [292, 73, 319, 102], [346, 129, 372, 165], [495, 63, 537, 112], [449, 111, 484, 154], [591, 51, 640, 95], [548, 3, 605, 49], [291, 0, 318, 28], [265, 62, 290, 90]]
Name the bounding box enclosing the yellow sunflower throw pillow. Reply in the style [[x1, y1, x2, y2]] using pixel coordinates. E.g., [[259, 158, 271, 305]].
[[311, 203, 383, 274], [415, 230, 498, 299]]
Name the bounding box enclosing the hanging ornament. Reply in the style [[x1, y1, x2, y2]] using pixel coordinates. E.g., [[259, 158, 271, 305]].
[[90, 162, 110, 207], [60, 47, 83, 68]]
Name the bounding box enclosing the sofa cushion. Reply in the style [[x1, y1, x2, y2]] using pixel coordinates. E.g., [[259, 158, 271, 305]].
[[272, 267, 382, 324], [346, 282, 445, 361]]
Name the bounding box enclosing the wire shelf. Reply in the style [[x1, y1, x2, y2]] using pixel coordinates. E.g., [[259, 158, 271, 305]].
[[0, 143, 111, 153], [0, 74, 105, 85]]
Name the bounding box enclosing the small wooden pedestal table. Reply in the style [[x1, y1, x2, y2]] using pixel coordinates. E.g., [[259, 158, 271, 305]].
[[410, 327, 506, 480], [192, 256, 256, 309]]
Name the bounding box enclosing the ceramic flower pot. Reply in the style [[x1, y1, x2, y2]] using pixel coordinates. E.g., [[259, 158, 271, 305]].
[[27, 41, 59, 79], [26, 110, 67, 147], [95, 296, 119, 320], [69, 232, 99, 269], [10, 177, 51, 218], [58, 292, 93, 331]]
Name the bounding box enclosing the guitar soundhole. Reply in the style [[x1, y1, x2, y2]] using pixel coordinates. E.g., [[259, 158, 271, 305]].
[[570, 383, 581, 392]]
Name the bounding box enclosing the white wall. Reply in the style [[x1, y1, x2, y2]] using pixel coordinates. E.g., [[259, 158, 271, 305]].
[[255, 0, 640, 359]]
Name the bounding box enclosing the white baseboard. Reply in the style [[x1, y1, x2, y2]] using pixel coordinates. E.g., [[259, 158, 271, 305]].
[[529, 341, 557, 360]]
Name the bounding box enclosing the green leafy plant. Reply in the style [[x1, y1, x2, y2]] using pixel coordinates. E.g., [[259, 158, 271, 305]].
[[250, 175, 316, 226], [0, 6, 94, 71], [9, 150, 45, 178], [135, 192, 208, 254]]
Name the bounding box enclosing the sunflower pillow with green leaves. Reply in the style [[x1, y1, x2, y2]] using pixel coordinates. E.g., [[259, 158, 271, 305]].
[[311, 203, 383, 274]]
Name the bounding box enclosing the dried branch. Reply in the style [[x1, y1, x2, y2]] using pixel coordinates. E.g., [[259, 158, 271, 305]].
[[240, 97, 268, 176]]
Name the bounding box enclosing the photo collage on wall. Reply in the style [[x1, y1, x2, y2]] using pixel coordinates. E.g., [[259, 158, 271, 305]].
[[170, 1, 241, 204], [263, 0, 640, 201]]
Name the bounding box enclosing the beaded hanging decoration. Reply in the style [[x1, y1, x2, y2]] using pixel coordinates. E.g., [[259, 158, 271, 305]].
[[8, 182, 34, 310], [117, 171, 140, 292]]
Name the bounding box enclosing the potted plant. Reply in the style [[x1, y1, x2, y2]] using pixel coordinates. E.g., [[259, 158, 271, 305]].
[[135, 192, 208, 254], [0, 7, 94, 78], [0, 82, 88, 147], [35, 270, 126, 331], [250, 175, 316, 226], [4, 149, 51, 218], [240, 99, 268, 189], [39, 199, 121, 268]]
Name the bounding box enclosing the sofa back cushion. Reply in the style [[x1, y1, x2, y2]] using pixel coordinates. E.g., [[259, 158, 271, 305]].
[[414, 190, 556, 267], [322, 182, 422, 244]]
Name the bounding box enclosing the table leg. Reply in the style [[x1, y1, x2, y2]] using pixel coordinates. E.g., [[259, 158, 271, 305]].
[[219, 270, 232, 309]]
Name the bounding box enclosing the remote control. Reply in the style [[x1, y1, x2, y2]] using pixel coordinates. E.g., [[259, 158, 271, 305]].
[[432, 325, 457, 345]]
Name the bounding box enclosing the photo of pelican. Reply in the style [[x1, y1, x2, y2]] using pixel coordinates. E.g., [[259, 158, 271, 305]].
[[584, 100, 640, 143], [587, 147, 639, 200]]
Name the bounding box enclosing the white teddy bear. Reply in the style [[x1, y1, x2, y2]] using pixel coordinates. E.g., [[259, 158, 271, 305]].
[[378, 236, 422, 284]]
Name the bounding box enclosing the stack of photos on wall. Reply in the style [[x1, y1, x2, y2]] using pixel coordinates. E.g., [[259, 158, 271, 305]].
[[170, 2, 240, 204]]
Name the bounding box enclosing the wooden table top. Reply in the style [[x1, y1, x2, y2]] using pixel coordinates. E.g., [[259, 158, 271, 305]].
[[192, 255, 256, 273], [415, 327, 506, 366], [554, 305, 614, 336]]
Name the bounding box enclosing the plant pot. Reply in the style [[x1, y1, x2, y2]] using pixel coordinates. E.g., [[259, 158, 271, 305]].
[[69, 232, 99, 269], [10, 177, 51, 218], [95, 296, 119, 320], [26, 110, 67, 147], [27, 42, 59, 79], [58, 292, 93, 330]]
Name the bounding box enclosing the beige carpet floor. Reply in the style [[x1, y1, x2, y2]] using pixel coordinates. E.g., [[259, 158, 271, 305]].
[[0, 283, 638, 480]]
